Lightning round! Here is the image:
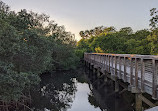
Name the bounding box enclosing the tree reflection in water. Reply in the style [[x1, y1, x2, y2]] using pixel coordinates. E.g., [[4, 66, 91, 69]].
[[86, 69, 134, 111], [30, 68, 134, 111], [30, 71, 77, 111]]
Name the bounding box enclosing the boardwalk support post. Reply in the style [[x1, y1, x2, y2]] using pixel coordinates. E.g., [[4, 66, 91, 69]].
[[97, 68, 100, 78], [115, 77, 119, 92], [104, 74, 108, 83], [115, 56, 119, 92], [135, 93, 142, 111]]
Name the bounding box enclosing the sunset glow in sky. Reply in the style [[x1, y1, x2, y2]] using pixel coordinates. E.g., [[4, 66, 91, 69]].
[[2, 0, 158, 41]]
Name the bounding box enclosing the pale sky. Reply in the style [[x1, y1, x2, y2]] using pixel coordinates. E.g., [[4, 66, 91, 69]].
[[2, 0, 158, 41]]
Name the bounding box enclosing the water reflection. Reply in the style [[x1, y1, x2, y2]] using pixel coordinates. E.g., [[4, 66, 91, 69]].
[[30, 68, 134, 111], [30, 72, 77, 111], [67, 82, 101, 111], [86, 69, 134, 111]]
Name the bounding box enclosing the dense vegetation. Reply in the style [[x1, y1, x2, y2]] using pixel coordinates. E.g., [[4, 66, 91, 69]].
[[0, 1, 79, 109], [77, 8, 158, 56], [0, 0, 158, 110]]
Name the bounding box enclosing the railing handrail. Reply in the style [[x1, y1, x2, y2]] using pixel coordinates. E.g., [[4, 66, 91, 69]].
[[85, 53, 158, 60]]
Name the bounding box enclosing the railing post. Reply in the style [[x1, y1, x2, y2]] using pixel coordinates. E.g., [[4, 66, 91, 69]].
[[96, 54, 97, 65], [135, 58, 138, 90], [112, 56, 114, 74], [89, 54, 92, 63], [92, 54, 94, 64], [109, 55, 110, 72], [152, 59, 157, 99], [99, 54, 101, 67], [141, 58, 145, 92], [115, 56, 119, 92], [124, 57, 127, 82], [104, 55, 106, 70], [98, 54, 99, 65], [130, 57, 133, 85], [115, 56, 117, 76], [101, 55, 103, 68], [94, 54, 96, 64], [106, 55, 108, 71], [119, 56, 121, 79], [99, 54, 100, 65]]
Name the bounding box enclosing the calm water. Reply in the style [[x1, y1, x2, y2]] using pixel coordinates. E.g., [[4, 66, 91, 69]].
[[30, 68, 134, 111]]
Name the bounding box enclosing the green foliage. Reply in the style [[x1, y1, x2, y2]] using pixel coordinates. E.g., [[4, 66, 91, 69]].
[[119, 27, 133, 35], [150, 8, 158, 29], [77, 26, 152, 55], [148, 8, 158, 55], [95, 47, 104, 53], [0, 1, 79, 102], [79, 26, 116, 39], [147, 29, 158, 55], [75, 49, 87, 59]]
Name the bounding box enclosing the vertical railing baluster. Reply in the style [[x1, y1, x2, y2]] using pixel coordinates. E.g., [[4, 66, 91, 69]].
[[94, 54, 95, 63], [106, 55, 108, 71], [92, 54, 93, 63], [124, 57, 127, 82], [135, 58, 138, 90], [104, 55, 106, 70], [130, 57, 133, 85], [101, 55, 102, 67], [96, 54, 97, 64], [99, 55, 100, 66], [102, 55, 104, 68], [115, 56, 117, 76], [119, 56, 121, 79], [102, 55, 103, 65], [112, 56, 114, 74], [141, 58, 145, 92], [109, 55, 110, 72], [98, 54, 99, 66], [152, 59, 157, 99]]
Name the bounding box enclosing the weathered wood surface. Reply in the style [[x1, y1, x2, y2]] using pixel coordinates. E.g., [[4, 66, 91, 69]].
[[84, 53, 158, 99]]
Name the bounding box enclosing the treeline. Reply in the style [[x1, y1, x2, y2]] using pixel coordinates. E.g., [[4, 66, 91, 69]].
[[0, 1, 79, 107], [76, 8, 158, 56]]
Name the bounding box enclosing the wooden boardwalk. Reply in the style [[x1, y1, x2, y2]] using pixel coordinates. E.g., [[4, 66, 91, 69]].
[[84, 53, 158, 100]]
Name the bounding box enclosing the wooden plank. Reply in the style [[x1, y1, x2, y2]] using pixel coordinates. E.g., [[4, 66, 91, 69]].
[[138, 94, 156, 107], [135, 93, 142, 111]]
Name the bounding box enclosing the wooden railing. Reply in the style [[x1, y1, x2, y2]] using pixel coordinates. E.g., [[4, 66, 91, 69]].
[[84, 53, 158, 99]]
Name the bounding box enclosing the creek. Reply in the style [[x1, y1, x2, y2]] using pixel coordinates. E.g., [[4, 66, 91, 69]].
[[30, 68, 134, 111]]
